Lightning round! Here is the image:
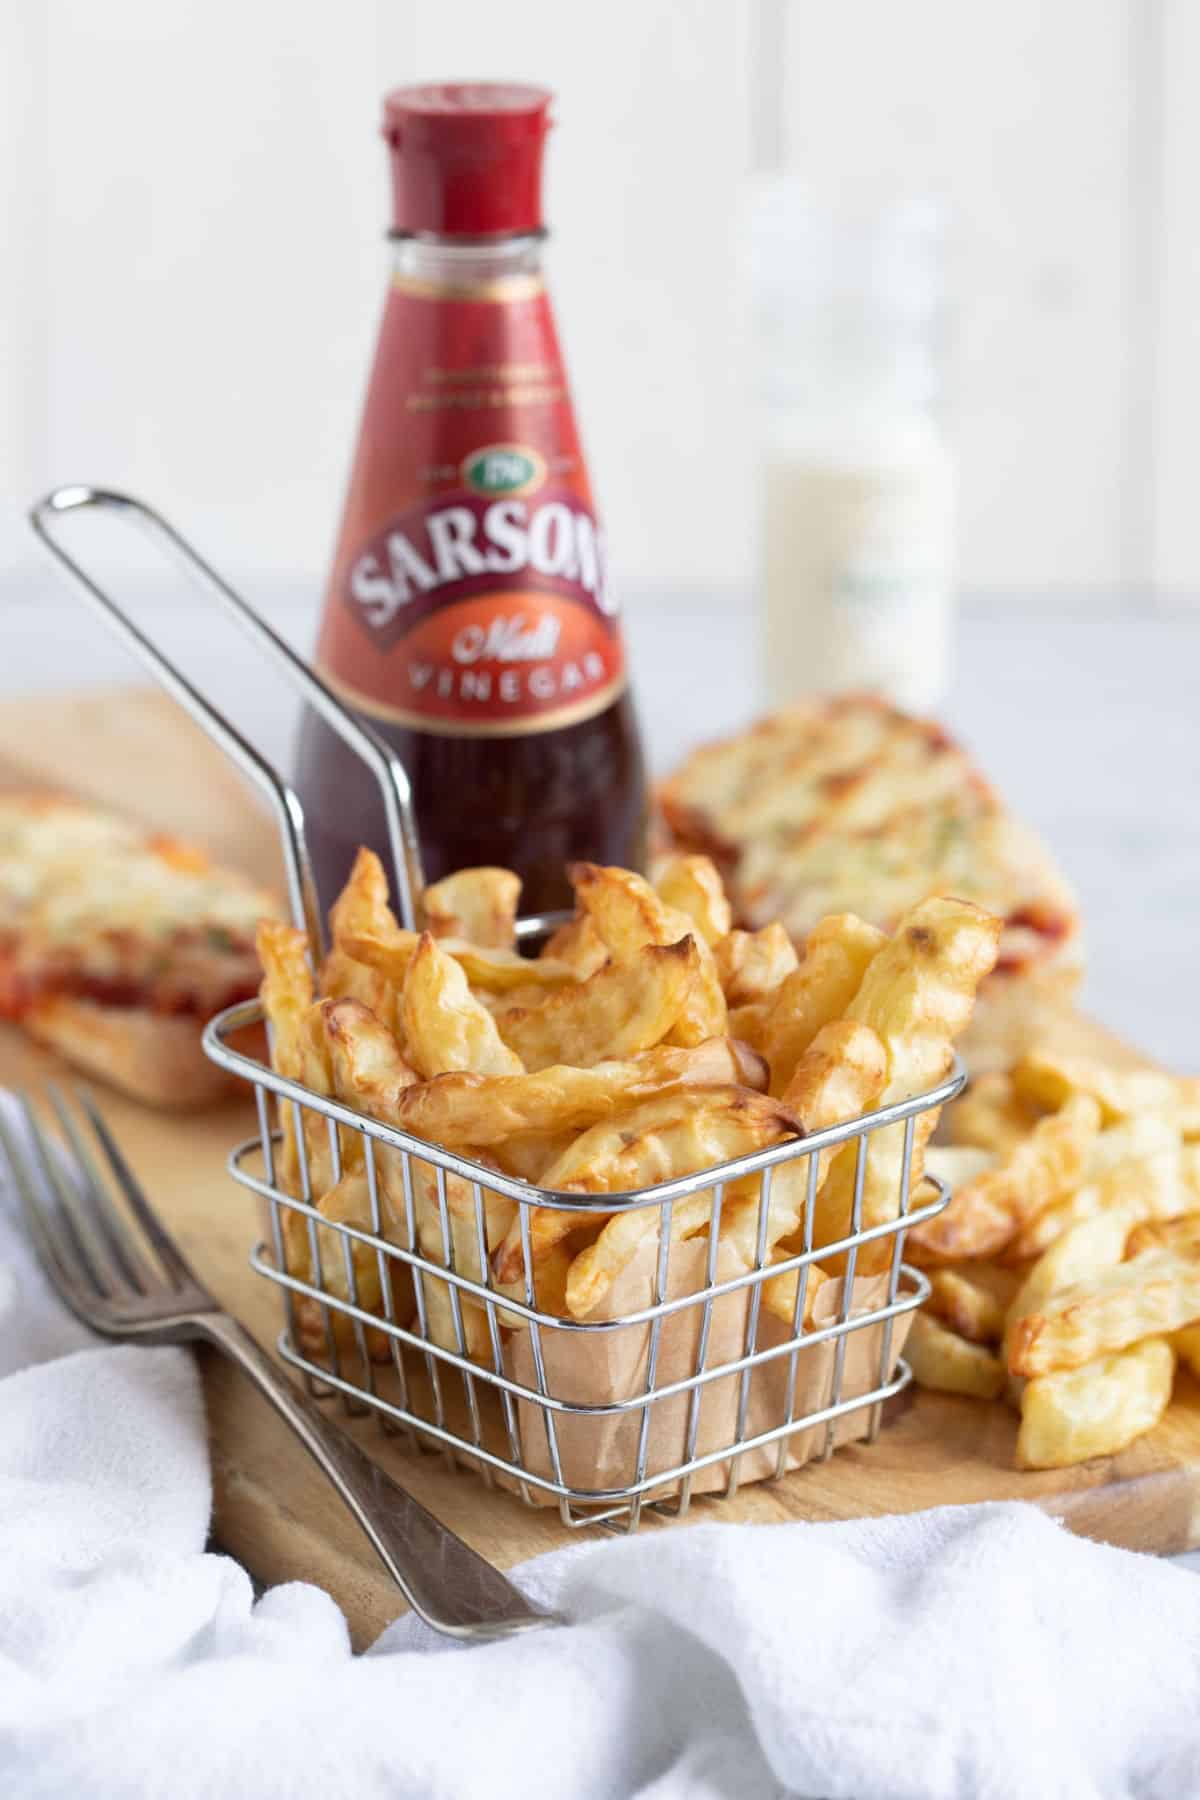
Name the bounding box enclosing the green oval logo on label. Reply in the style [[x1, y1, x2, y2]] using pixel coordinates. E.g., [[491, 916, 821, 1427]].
[[462, 444, 546, 499]]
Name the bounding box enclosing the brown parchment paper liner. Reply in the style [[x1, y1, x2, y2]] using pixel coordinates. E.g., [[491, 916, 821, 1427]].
[[503, 1232, 914, 1506]]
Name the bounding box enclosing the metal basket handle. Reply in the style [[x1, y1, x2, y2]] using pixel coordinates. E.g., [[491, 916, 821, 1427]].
[[28, 486, 427, 946]]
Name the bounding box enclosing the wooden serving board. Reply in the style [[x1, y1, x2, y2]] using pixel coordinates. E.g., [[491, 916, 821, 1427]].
[[4, 687, 1199, 1650]]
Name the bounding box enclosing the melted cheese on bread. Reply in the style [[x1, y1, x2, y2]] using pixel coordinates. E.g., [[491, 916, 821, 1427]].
[[658, 695, 1080, 983], [0, 793, 279, 1018]]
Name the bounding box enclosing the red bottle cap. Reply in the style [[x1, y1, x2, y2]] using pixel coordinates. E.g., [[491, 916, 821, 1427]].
[[383, 82, 553, 238]]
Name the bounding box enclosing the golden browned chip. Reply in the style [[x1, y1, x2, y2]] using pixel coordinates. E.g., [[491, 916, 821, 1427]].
[[317, 997, 513, 1357], [489, 1127, 578, 1184], [319, 945, 396, 1022], [713, 922, 799, 1006], [1008, 1246, 1200, 1377], [258, 922, 344, 1195], [346, 924, 578, 996], [811, 897, 1002, 1270], [1007, 1126, 1182, 1262], [1011, 1049, 1183, 1125], [401, 933, 525, 1079], [394, 1035, 768, 1151], [570, 862, 727, 1046], [923, 1144, 998, 1189], [421, 866, 521, 950], [726, 1019, 888, 1323], [493, 937, 698, 1071], [761, 1258, 831, 1327], [494, 1241, 578, 1328], [329, 847, 401, 948], [1184, 1144, 1200, 1203], [323, 997, 418, 1112], [942, 1072, 1044, 1155], [258, 919, 314, 1075], [905, 1312, 1006, 1399], [402, 1157, 514, 1360], [287, 1171, 408, 1362], [1126, 1212, 1200, 1260], [726, 1000, 770, 1051], [495, 1086, 800, 1298], [759, 912, 886, 1097], [924, 1267, 1015, 1345], [541, 914, 609, 979], [909, 1093, 1102, 1264], [576, 1018, 884, 1323], [1003, 1205, 1139, 1365], [1172, 1321, 1200, 1380], [1016, 1338, 1174, 1469], [651, 852, 732, 945]]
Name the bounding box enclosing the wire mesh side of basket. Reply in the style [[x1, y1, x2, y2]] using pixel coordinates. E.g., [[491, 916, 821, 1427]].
[[208, 1002, 963, 1531]]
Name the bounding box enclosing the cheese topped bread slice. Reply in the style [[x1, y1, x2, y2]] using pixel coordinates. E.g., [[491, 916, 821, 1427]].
[[658, 694, 1081, 987], [0, 793, 280, 1106]]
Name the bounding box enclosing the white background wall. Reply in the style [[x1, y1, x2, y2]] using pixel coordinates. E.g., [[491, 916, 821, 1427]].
[[2, 0, 1199, 609]]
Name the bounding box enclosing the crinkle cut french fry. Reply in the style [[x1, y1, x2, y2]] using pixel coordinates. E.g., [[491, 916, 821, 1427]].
[[397, 1035, 767, 1150], [1003, 1205, 1139, 1366], [760, 912, 886, 1098], [1182, 1143, 1200, 1204], [421, 866, 521, 950], [319, 946, 397, 1023], [762, 1258, 830, 1327], [943, 1071, 1043, 1155], [1009, 1246, 1200, 1377], [329, 847, 401, 947], [717, 1021, 888, 1319], [288, 1172, 409, 1362], [726, 1000, 770, 1051], [923, 1145, 998, 1189], [403, 1159, 513, 1360], [1172, 1322, 1200, 1380], [906, 1312, 1006, 1399], [1016, 1338, 1174, 1469], [570, 862, 727, 1046], [401, 932, 524, 1079], [651, 852, 732, 946], [257, 919, 314, 1078], [812, 897, 1002, 1271], [713, 922, 799, 1006], [493, 937, 698, 1071], [924, 1268, 1010, 1345], [259, 923, 349, 1196], [1011, 1048, 1183, 1125], [604, 1019, 888, 1328], [323, 997, 418, 1107], [1007, 1134, 1182, 1262], [346, 924, 578, 995], [540, 914, 609, 979], [1127, 1211, 1200, 1260], [498, 1085, 800, 1301], [909, 1093, 1102, 1264]]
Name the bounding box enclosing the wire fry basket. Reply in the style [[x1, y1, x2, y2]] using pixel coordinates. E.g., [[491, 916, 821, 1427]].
[[30, 485, 961, 1532]]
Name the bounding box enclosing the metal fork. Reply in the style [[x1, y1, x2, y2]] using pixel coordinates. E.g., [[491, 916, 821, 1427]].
[[0, 1084, 558, 1642]]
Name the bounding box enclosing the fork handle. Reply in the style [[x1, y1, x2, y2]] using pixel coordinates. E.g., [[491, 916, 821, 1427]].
[[199, 1313, 557, 1640]]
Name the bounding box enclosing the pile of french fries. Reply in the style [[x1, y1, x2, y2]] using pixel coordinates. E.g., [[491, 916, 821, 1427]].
[[907, 1051, 1200, 1468], [255, 851, 1000, 1379]]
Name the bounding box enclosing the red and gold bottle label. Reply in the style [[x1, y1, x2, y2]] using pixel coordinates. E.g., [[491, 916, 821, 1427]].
[[316, 272, 626, 736]]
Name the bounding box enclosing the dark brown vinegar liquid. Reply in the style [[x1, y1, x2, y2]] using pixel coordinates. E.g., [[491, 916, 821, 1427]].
[[294, 688, 647, 921]]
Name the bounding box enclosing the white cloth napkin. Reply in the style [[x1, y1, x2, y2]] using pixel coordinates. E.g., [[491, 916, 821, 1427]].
[[3, 1108, 1200, 1799]]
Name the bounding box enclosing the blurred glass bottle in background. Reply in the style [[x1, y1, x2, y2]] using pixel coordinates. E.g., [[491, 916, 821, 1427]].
[[750, 182, 954, 712]]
